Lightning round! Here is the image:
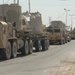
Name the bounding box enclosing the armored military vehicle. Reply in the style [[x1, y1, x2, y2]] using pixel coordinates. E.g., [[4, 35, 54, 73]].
[[0, 3, 33, 59], [0, 1, 49, 59], [46, 21, 68, 45], [29, 12, 49, 51]]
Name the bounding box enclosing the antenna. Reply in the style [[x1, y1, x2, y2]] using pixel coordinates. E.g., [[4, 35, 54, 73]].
[[49, 17, 51, 26], [17, 0, 19, 5], [3, 0, 4, 4], [2, 0, 4, 20], [13, 0, 16, 4], [29, 0, 31, 13]]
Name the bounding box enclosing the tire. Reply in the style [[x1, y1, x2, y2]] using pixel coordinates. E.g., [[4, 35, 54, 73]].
[[35, 40, 42, 52], [68, 38, 71, 42], [29, 40, 33, 54], [41, 40, 47, 51], [11, 42, 17, 58], [46, 39, 49, 49], [21, 40, 29, 55], [59, 40, 63, 45], [1, 41, 11, 60], [63, 39, 65, 44], [65, 38, 68, 43], [50, 41, 54, 45]]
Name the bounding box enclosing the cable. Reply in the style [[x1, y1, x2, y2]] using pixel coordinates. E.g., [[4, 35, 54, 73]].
[[58, 12, 66, 19], [31, 4, 75, 7], [5, 0, 10, 4], [70, 10, 75, 14]]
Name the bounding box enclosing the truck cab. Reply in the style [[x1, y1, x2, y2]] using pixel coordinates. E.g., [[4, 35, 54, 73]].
[[47, 27, 65, 44]]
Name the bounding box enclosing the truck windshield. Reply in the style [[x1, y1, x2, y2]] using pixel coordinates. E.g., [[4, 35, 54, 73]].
[[54, 29, 60, 33], [47, 29, 53, 33]]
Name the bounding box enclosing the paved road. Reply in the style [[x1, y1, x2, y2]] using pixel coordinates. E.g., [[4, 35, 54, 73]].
[[0, 40, 75, 75]]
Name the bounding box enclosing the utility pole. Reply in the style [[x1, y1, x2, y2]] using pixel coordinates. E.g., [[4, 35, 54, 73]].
[[64, 8, 70, 26], [2, 0, 4, 20], [2, 0, 4, 4], [49, 17, 51, 26], [29, 0, 31, 13], [17, 0, 19, 5], [13, 0, 16, 4], [69, 14, 74, 32]]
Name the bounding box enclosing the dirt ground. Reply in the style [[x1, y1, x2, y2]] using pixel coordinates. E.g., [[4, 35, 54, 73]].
[[49, 54, 75, 75]]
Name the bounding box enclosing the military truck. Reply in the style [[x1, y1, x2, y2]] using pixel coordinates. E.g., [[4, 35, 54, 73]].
[[71, 33, 75, 39], [0, 2, 49, 59], [0, 3, 33, 59], [29, 12, 49, 51], [46, 21, 68, 45], [67, 33, 71, 42], [71, 28, 75, 39]]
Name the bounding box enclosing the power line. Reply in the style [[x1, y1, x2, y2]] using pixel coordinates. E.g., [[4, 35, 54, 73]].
[[70, 10, 75, 14], [31, 4, 75, 7], [58, 12, 66, 19], [5, 0, 10, 4], [28, 0, 31, 13]]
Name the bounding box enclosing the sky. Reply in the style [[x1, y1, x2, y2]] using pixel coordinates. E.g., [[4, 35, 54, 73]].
[[0, 0, 75, 29]]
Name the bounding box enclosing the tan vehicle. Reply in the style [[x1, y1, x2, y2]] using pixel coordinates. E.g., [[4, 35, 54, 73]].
[[0, 18, 33, 60], [47, 27, 65, 44], [66, 31, 71, 42], [29, 12, 49, 51], [46, 21, 68, 45], [71, 28, 75, 39], [0, 21, 19, 59], [0, 1, 49, 60], [71, 33, 75, 39], [0, 3, 33, 60]]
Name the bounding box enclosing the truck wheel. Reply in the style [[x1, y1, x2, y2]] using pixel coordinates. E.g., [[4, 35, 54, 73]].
[[21, 40, 29, 55], [41, 40, 47, 51], [2, 41, 11, 60], [63, 39, 65, 44], [35, 40, 42, 52], [65, 38, 68, 43], [29, 40, 33, 54], [50, 41, 53, 45], [59, 40, 63, 45], [46, 39, 49, 49], [11, 42, 17, 58]]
